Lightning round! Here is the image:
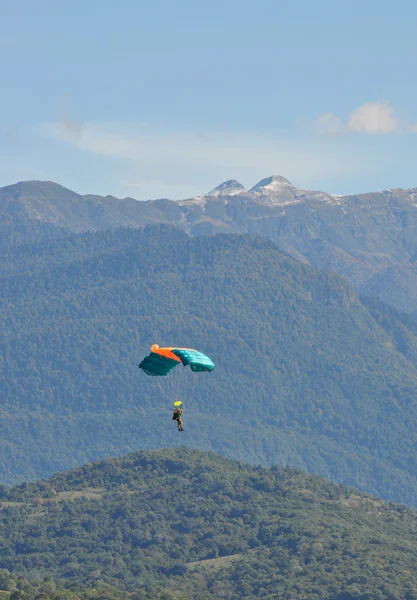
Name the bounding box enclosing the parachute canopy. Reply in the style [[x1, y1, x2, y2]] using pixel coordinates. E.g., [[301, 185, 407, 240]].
[[173, 401, 183, 407], [139, 344, 215, 377]]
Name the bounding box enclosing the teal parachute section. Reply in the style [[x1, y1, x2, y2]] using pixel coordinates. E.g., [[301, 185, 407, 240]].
[[139, 353, 179, 377], [171, 349, 215, 372]]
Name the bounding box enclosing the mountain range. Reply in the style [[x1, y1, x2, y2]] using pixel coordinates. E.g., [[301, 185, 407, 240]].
[[2, 176, 417, 314]]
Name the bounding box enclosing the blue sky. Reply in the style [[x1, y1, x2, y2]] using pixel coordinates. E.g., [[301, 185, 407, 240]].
[[1, 0, 417, 198]]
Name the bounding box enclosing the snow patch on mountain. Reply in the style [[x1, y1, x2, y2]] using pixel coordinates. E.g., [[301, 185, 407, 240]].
[[179, 180, 246, 209], [249, 175, 293, 194], [179, 195, 207, 208], [247, 176, 296, 205], [180, 175, 346, 209], [248, 175, 337, 206], [205, 179, 246, 197]]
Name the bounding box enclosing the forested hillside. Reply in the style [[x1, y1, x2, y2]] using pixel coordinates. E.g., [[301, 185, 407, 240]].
[[1, 449, 417, 600], [3, 227, 417, 505]]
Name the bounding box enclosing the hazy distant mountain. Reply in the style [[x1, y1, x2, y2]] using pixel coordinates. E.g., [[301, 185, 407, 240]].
[[2, 176, 417, 312]]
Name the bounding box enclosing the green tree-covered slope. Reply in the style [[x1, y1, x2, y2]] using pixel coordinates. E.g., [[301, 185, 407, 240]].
[[3, 227, 417, 504], [1, 448, 417, 600]]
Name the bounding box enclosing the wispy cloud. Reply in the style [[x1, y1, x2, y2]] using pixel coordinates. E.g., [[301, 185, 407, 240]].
[[312, 112, 344, 135], [59, 116, 84, 139], [123, 179, 201, 199], [311, 102, 414, 135], [34, 120, 365, 192]]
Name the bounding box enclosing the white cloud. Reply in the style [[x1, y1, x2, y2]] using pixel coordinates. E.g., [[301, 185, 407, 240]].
[[311, 102, 402, 136], [411, 123, 417, 133], [347, 102, 397, 134]]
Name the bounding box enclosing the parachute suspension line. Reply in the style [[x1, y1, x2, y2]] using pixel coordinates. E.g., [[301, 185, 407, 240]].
[[156, 380, 171, 402], [156, 365, 184, 402]]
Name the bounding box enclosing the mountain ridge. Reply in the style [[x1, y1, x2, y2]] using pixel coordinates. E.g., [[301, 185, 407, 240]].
[[3, 177, 417, 312]]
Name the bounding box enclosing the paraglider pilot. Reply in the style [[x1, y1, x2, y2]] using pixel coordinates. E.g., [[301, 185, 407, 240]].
[[138, 345, 215, 433], [172, 401, 184, 431]]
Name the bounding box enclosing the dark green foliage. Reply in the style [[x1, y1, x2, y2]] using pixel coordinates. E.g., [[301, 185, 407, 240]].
[[3, 227, 417, 505], [1, 449, 417, 600], [0, 570, 129, 600]]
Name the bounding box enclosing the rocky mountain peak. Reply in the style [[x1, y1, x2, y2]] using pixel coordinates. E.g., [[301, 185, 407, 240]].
[[205, 179, 246, 197], [247, 175, 297, 204], [249, 175, 294, 193]]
